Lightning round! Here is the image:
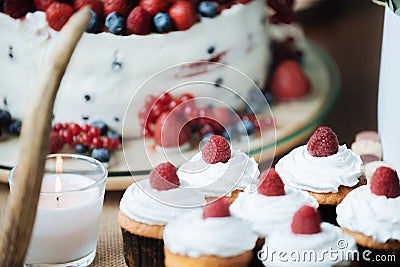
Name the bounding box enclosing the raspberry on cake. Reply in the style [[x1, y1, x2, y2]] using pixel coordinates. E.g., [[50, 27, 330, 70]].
[[257, 168, 285, 196], [201, 135, 231, 164], [307, 126, 339, 157], [291, 205, 321, 234], [203, 196, 231, 218], [149, 162, 180, 191]]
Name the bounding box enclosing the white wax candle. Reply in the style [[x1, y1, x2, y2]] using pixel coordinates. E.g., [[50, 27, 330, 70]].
[[26, 174, 104, 264]]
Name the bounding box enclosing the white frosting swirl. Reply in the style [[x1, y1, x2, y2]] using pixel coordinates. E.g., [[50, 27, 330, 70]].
[[177, 149, 260, 197], [261, 223, 357, 267], [276, 145, 362, 193], [119, 179, 206, 225], [230, 187, 318, 237], [164, 211, 257, 258], [337, 185, 400, 243]]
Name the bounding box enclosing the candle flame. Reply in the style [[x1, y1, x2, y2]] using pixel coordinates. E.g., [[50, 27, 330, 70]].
[[56, 156, 63, 174], [55, 176, 62, 194]]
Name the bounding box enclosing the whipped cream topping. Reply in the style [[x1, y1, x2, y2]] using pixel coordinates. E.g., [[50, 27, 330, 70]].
[[23, 12, 52, 42], [261, 223, 356, 267], [276, 145, 362, 193], [230, 187, 318, 237], [119, 179, 206, 225], [177, 149, 260, 197], [337, 185, 400, 243], [164, 211, 257, 258]]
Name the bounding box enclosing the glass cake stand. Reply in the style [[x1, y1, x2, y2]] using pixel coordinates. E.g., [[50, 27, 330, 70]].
[[0, 41, 340, 191]]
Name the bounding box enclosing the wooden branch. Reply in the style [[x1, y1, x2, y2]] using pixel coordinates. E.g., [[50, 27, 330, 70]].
[[0, 8, 90, 266]]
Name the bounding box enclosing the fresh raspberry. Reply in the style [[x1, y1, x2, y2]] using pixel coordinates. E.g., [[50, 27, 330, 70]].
[[104, 0, 133, 17], [168, 0, 197, 31], [140, 0, 172, 16], [46, 2, 75, 31], [154, 112, 191, 148], [149, 162, 180, 191], [34, 0, 56, 11], [370, 167, 400, 198], [4, 0, 33, 19], [49, 131, 64, 153], [202, 197, 231, 219], [270, 60, 311, 101], [201, 135, 231, 164], [126, 6, 153, 35], [258, 168, 285, 196], [307, 126, 339, 157], [291, 205, 321, 235], [73, 0, 103, 17]]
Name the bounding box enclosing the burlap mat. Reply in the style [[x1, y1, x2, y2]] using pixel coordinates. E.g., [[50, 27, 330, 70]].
[[0, 183, 126, 266]]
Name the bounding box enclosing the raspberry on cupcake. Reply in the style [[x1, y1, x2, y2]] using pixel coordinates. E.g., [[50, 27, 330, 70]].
[[163, 197, 257, 267], [337, 166, 400, 252], [260, 205, 357, 267], [177, 135, 260, 201], [275, 126, 366, 205], [118, 162, 206, 267]]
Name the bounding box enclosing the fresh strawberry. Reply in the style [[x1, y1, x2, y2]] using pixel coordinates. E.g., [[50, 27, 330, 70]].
[[270, 60, 311, 101], [49, 131, 64, 153], [258, 168, 285, 196], [370, 167, 400, 198], [34, 0, 55, 11], [291, 205, 321, 235], [201, 135, 231, 164], [73, 0, 103, 17], [202, 197, 231, 219], [140, 0, 172, 16], [46, 2, 75, 31], [149, 162, 180, 191], [127, 6, 153, 35], [168, 0, 197, 31], [104, 0, 133, 17], [154, 112, 190, 148], [307, 126, 339, 157], [4, 0, 33, 18]]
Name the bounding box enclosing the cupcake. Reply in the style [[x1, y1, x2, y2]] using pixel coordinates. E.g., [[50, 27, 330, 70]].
[[118, 162, 206, 267], [177, 135, 260, 202], [260, 206, 357, 267], [163, 197, 258, 267], [275, 126, 365, 205], [337, 166, 400, 252]]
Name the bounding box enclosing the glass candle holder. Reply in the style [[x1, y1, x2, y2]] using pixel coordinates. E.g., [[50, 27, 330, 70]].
[[8, 154, 107, 267]]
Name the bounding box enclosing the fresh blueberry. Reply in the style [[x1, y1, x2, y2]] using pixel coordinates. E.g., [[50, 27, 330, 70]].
[[7, 119, 21, 135], [236, 120, 255, 136], [91, 148, 111, 163], [198, 1, 218, 18], [106, 130, 122, 142], [105, 12, 126, 35], [75, 144, 89, 154], [86, 10, 100, 33], [153, 12, 173, 33], [91, 121, 108, 136], [0, 109, 12, 128]]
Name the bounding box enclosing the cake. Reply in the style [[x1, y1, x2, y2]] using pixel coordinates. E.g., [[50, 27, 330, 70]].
[[336, 166, 400, 252], [275, 126, 366, 205], [118, 162, 206, 267], [163, 197, 257, 267], [260, 205, 357, 267]]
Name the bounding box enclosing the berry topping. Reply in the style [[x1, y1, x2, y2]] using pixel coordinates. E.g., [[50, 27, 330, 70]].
[[258, 168, 285, 196], [105, 12, 126, 35], [291, 205, 321, 235], [140, 0, 172, 16], [149, 162, 180, 190], [104, 0, 132, 17], [91, 148, 111, 163], [270, 60, 311, 101], [75, 144, 89, 154], [34, 0, 55, 11], [153, 12, 173, 33], [202, 197, 231, 219], [4, 0, 33, 19], [91, 121, 108, 135], [73, 0, 103, 18], [46, 2, 75, 31], [198, 1, 218, 18], [86, 9, 101, 33], [201, 135, 231, 164], [370, 167, 400, 198], [127, 6, 153, 35], [307, 126, 339, 157], [49, 131, 64, 154], [169, 1, 197, 31]]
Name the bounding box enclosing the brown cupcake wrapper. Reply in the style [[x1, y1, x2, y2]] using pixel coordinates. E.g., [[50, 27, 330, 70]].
[[121, 228, 165, 267]]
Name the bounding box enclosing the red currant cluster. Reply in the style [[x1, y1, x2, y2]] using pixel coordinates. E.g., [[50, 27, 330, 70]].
[[50, 122, 121, 153]]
